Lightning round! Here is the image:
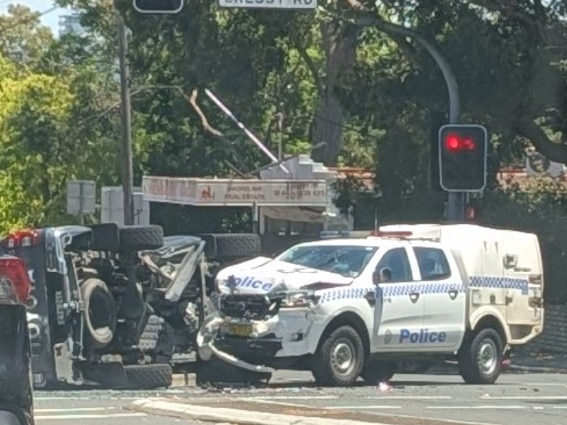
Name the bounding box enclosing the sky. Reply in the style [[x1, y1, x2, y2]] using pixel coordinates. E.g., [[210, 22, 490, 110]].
[[0, 0, 72, 35]]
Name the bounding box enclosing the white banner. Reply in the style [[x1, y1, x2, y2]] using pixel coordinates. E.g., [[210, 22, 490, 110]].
[[142, 176, 328, 206]]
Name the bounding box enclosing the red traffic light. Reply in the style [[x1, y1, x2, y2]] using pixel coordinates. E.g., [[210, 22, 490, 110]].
[[444, 133, 476, 152]]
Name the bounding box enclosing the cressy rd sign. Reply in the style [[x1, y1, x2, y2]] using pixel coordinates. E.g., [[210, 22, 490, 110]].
[[218, 0, 318, 9]]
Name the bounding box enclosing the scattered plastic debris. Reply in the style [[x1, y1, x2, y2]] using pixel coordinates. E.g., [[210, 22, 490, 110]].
[[378, 381, 392, 392]]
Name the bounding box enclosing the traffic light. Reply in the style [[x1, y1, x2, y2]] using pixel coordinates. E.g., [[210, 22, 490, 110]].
[[438, 124, 488, 192], [132, 0, 184, 13]]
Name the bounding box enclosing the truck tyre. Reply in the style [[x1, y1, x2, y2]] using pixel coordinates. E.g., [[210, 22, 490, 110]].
[[123, 364, 173, 390], [458, 328, 504, 385], [360, 360, 396, 384], [119, 225, 164, 251], [81, 278, 116, 350], [200, 233, 261, 260], [311, 325, 364, 387]]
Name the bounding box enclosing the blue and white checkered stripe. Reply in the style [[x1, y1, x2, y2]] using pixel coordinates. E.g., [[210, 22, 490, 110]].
[[469, 275, 529, 295], [316, 275, 529, 304], [318, 287, 371, 304], [317, 282, 465, 304]]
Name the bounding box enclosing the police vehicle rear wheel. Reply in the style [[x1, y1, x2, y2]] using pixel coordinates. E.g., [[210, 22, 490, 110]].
[[311, 325, 364, 387], [458, 328, 503, 385]]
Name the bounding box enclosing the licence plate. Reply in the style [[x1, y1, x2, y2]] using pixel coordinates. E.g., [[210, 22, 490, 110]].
[[227, 323, 253, 337]]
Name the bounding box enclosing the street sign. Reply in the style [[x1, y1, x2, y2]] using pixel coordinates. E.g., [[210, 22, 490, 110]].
[[66, 180, 96, 215], [217, 0, 317, 10]]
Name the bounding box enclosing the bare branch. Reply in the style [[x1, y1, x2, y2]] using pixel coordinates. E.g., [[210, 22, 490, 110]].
[[517, 118, 567, 162], [185, 88, 223, 137], [468, 0, 541, 33]]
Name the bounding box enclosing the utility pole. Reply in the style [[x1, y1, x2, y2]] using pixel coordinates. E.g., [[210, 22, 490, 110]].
[[117, 7, 134, 226]]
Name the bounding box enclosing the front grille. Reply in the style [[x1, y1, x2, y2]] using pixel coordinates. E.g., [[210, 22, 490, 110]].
[[214, 334, 282, 365], [220, 294, 282, 320]]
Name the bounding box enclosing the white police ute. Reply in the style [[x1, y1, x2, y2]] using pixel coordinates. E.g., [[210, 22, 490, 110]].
[[197, 224, 544, 386]]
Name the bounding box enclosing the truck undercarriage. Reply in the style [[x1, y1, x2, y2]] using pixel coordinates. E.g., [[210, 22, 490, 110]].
[[1, 224, 261, 390]]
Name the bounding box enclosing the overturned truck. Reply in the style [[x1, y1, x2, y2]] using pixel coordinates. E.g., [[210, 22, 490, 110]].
[[0, 224, 260, 390]]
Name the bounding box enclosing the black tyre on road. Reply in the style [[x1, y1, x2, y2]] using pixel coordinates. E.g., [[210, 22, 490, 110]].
[[311, 325, 365, 387], [458, 328, 504, 384], [124, 364, 173, 390], [360, 359, 396, 384], [119, 225, 164, 251]]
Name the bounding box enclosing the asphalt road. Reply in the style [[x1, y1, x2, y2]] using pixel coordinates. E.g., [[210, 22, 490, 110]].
[[33, 391, 206, 424], [33, 371, 567, 425]]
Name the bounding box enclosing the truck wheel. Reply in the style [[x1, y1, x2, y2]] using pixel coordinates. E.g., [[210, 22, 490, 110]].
[[458, 328, 504, 385], [81, 278, 116, 350], [311, 325, 364, 387], [124, 364, 173, 390], [360, 360, 396, 384], [200, 233, 261, 260], [119, 225, 164, 251]]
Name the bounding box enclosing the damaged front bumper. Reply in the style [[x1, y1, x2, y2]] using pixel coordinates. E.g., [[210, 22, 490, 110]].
[[196, 317, 275, 374], [196, 292, 322, 374]]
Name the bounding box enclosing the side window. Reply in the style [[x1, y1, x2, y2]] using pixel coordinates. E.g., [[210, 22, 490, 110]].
[[413, 247, 451, 281], [375, 248, 413, 283]]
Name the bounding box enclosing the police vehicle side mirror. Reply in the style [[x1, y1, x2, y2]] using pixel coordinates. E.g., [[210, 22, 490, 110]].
[[373, 267, 392, 285]]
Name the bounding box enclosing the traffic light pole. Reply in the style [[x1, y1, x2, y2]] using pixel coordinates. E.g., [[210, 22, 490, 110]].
[[353, 17, 465, 221]]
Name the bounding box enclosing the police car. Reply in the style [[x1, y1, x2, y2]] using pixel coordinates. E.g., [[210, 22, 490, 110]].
[[198, 224, 544, 386]]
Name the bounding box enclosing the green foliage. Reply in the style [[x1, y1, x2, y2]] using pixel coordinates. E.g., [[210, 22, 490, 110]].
[[479, 177, 567, 303], [3, 1, 567, 300]]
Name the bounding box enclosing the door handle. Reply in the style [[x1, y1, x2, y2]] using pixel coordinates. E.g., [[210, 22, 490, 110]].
[[409, 292, 420, 303], [448, 290, 458, 300]]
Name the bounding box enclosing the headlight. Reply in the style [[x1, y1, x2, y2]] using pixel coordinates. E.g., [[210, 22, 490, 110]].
[[281, 291, 319, 308], [215, 278, 229, 293]]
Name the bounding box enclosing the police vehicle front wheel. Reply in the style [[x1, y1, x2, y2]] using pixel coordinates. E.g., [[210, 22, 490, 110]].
[[311, 325, 365, 387], [458, 328, 504, 385]]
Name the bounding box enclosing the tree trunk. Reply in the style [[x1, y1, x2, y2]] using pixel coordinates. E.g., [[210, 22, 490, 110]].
[[310, 21, 358, 166]]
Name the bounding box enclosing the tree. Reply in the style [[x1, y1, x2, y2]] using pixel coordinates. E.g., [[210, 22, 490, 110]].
[[0, 4, 54, 68]]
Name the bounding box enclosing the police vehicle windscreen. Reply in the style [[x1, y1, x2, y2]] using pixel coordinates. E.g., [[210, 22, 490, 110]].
[[276, 245, 378, 278]]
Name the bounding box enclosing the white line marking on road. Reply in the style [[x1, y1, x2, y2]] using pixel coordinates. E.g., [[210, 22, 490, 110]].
[[36, 408, 116, 413], [365, 395, 452, 400], [325, 405, 402, 410], [480, 395, 567, 400], [36, 412, 147, 420], [35, 396, 139, 401], [242, 399, 312, 408], [427, 405, 526, 410], [524, 382, 567, 386], [251, 395, 339, 400]]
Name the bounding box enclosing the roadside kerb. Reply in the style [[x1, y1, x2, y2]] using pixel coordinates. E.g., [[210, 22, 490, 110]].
[[129, 398, 498, 425]]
